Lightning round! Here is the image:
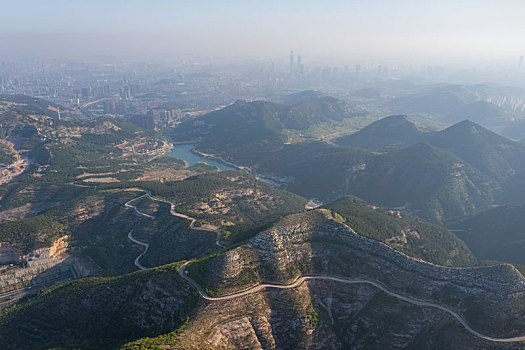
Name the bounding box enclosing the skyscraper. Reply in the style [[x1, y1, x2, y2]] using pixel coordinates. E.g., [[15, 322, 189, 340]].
[[290, 50, 295, 74], [297, 55, 303, 74]]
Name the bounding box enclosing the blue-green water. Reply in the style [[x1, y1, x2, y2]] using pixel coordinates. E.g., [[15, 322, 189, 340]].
[[167, 144, 234, 171]]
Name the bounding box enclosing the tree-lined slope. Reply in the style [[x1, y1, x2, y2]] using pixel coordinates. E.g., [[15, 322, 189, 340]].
[[336, 115, 431, 151], [324, 195, 475, 266]]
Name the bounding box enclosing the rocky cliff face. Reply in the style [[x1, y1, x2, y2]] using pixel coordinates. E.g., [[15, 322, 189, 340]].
[[187, 210, 525, 341], [0, 236, 77, 295], [176, 280, 505, 350]]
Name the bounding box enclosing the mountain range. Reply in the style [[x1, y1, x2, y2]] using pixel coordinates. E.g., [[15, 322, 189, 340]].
[[3, 92, 525, 349], [183, 98, 521, 224]]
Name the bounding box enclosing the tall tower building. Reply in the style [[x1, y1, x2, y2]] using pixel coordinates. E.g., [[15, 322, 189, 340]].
[[297, 55, 303, 74], [290, 50, 295, 74], [520, 55, 524, 67]]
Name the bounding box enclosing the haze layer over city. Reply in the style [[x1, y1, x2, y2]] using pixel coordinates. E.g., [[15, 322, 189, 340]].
[[3, 1, 525, 349]]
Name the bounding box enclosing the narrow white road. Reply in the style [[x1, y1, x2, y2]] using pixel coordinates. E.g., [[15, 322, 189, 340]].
[[125, 190, 525, 343], [127, 231, 149, 270], [178, 262, 525, 343], [124, 190, 225, 269], [215, 232, 227, 249], [124, 200, 155, 220]]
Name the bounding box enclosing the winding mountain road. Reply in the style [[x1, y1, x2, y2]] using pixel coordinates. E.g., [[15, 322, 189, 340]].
[[178, 262, 525, 343], [124, 190, 525, 343], [124, 201, 156, 220], [124, 190, 225, 269], [127, 231, 149, 270]]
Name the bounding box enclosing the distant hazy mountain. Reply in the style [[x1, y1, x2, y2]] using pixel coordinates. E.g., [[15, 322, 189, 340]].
[[273, 90, 326, 105], [170, 92, 368, 163], [383, 86, 508, 126], [350, 87, 385, 99], [275, 91, 367, 119], [335, 115, 431, 151], [425, 120, 525, 180]]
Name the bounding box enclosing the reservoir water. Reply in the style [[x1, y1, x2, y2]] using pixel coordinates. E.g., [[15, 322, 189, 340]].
[[167, 144, 235, 171]]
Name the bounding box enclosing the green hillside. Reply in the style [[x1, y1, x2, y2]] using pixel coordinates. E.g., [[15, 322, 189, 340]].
[[498, 170, 525, 203], [0, 263, 199, 349], [451, 203, 525, 265], [348, 143, 498, 223], [171, 92, 369, 150], [324, 195, 476, 266], [425, 120, 525, 180], [276, 142, 497, 224], [171, 100, 514, 225], [336, 115, 431, 151]]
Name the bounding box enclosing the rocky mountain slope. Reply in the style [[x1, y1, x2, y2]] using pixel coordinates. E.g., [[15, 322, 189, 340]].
[[184, 210, 525, 346], [2, 209, 523, 349]]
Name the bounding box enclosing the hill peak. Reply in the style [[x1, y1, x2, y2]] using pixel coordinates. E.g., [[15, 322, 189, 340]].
[[367, 115, 415, 127], [335, 115, 429, 151], [437, 119, 509, 141], [278, 90, 325, 105], [426, 119, 525, 180], [449, 119, 484, 131]]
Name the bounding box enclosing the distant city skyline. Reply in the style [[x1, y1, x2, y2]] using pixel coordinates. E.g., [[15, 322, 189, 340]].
[[1, 0, 525, 65]]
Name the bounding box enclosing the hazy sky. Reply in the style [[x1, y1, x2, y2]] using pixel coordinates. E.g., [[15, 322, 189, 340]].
[[1, 0, 525, 63]]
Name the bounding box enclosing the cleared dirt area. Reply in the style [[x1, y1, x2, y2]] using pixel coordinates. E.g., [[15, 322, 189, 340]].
[[83, 177, 119, 183]]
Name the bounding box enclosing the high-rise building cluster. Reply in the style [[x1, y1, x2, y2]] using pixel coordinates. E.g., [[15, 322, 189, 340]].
[[289, 50, 304, 75]]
